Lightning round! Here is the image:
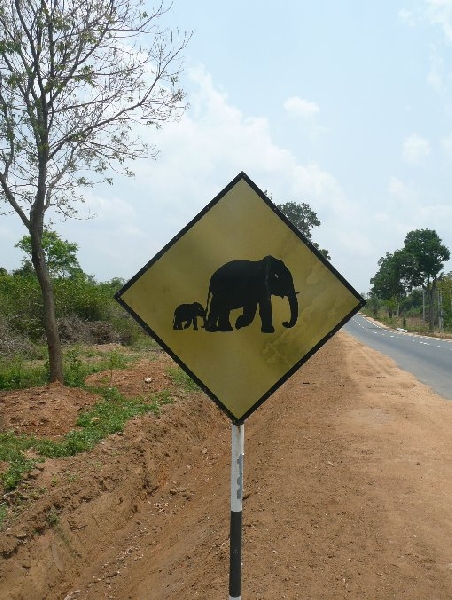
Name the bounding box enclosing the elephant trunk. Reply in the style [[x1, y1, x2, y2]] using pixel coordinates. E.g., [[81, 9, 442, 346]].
[[282, 291, 298, 328]]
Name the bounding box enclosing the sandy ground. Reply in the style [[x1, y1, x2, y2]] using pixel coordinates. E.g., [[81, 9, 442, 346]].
[[1, 330, 452, 599]]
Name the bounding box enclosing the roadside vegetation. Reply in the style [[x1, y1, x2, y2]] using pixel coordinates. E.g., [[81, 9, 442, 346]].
[[0, 0, 190, 384], [0, 339, 198, 515], [0, 237, 201, 505], [0, 385, 173, 493], [364, 228, 452, 336]]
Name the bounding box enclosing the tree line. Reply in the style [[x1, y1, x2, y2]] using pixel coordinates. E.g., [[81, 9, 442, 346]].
[[0, 0, 190, 382], [369, 228, 451, 332], [0, 271, 130, 349], [0, 232, 140, 358]]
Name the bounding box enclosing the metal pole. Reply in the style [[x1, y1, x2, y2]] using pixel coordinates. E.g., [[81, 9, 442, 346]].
[[229, 422, 244, 600]]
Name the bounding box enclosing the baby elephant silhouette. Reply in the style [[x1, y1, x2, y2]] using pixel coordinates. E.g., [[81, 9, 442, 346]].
[[173, 302, 206, 331]]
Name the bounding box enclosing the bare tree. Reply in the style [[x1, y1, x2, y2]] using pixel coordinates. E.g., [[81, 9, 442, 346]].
[[0, 0, 190, 381]]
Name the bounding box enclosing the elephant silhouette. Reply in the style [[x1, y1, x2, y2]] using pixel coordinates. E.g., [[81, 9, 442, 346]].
[[173, 302, 206, 331], [205, 255, 298, 333]]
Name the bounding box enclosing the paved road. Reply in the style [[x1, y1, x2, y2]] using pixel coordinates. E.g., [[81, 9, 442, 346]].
[[343, 314, 452, 401]]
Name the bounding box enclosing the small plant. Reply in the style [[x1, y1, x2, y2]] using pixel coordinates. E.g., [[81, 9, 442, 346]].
[[0, 503, 8, 526], [107, 349, 128, 386], [0, 356, 47, 390], [46, 508, 59, 527], [0, 387, 171, 492], [167, 366, 199, 393], [63, 347, 88, 387]]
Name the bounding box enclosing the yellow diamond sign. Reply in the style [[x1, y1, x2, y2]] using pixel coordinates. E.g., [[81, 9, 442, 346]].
[[116, 172, 365, 422]]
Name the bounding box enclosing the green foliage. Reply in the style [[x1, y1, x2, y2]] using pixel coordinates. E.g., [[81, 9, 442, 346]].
[[0, 387, 172, 490], [276, 200, 331, 259], [0, 273, 44, 340], [371, 251, 408, 302], [0, 504, 7, 527], [0, 431, 41, 490], [167, 366, 199, 392], [46, 509, 59, 527], [15, 231, 85, 279], [370, 229, 451, 331], [0, 270, 144, 347], [276, 201, 320, 240], [0, 0, 190, 383], [0, 346, 134, 391], [403, 229, 450, 288], [439, 272, 452, 328], [0, 357, 48, 390], [63, 347, 90, 387]]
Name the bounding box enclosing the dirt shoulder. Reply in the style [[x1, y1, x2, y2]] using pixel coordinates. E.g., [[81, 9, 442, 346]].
[[1, 331, 452, 599]]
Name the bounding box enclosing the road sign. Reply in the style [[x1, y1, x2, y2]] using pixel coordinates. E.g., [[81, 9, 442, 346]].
[[115, 172, 365, 423]]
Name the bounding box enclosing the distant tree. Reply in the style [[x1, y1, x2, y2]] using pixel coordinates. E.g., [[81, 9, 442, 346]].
[[401, 229, 450, 332], [438, 272, 452, 328], [312, 243, 331, 261], [370, 250, 410, 317], [277, 201, 320, 239], [15, 231, 84, 279], [277, 200, 331, 259], [0, 0, 190, 382]]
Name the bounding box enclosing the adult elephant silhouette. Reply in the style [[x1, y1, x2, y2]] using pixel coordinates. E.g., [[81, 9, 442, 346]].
[[205, 255, 298, 333]]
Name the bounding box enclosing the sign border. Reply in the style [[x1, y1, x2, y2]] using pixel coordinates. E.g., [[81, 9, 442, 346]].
[[115, 171, 366, 423]]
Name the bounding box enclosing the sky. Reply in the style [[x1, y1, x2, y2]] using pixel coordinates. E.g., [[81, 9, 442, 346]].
[[1, 0, 452, 294]]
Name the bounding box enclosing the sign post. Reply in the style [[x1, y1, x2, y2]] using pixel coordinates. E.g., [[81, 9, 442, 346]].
[[229, 422, 244, 600], [115, 171, 365, 596]]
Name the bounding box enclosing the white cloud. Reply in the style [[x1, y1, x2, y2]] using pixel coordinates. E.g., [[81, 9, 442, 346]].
[[98, 65, 363, 284], [398, 8, 417, 26], [427, 44, 446, 91], [388, 176, 420, 203], [5, 63, 449, 293], [132, 66, 339, 211], [426, 0, 452, 42], [418, 203, 452, 221], [402, 133, 432, 164], [440, 132, 452, 158], [283, 96, 320, 119]]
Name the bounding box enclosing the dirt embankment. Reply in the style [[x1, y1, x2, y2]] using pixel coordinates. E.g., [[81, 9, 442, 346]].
[[1, 332, 452, 599]]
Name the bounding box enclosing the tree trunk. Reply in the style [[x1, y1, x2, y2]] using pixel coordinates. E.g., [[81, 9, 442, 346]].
[[31, 232, 63, 383], [427, 285, 435, 333]]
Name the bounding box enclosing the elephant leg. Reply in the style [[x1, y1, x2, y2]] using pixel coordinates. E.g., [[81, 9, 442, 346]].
[[183, 319, 191, 329], [173, 318, 182, 330], [192, 317, 198, 331], [235, 302, 257, 329], [207, 296, 233, 331], [218, 309, 233, 331], [259, 297, 274, 333]]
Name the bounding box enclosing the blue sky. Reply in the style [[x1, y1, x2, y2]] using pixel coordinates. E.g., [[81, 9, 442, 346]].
[[1, 0, 452, 294]]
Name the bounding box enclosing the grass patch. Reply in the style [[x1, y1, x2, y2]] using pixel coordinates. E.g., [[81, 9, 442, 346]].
[[0, 386, 173, 491], [0, 343, 183, 499], [0, 504, 7, 527], [166, 366, 200, 393], [0, 346, 139, 391], [0, 357, 48, 390]]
